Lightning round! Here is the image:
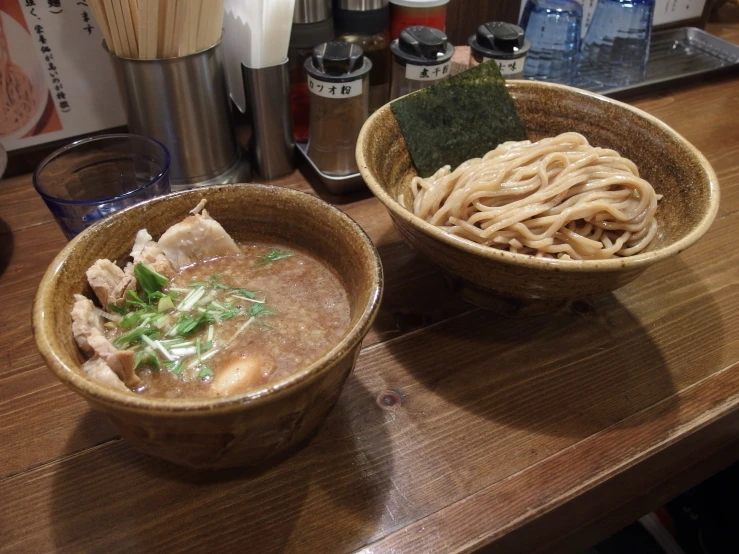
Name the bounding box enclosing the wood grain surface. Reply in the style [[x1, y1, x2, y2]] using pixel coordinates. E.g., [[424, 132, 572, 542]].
[[2, 22, 739, 554]]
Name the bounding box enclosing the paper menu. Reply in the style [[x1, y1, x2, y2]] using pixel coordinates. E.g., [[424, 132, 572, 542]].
[[0, 0, 125, 153]]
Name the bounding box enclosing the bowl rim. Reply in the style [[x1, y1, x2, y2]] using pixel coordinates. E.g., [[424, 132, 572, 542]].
[[32, 183, 384, 414], [356, 80, 721, 273]]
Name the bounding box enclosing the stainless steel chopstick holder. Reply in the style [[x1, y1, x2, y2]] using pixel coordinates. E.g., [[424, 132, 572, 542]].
[[110, 41, 250, 188], [242, 60, 295, 180]]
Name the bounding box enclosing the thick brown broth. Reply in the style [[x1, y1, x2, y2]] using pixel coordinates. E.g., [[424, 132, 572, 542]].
[[122, 244, 351, 399]]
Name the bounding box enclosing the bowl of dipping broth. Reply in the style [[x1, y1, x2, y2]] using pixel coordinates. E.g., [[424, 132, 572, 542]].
[[33, 184, 383, 468]]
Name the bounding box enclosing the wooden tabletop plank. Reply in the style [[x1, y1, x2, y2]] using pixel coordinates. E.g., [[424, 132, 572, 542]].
[[2, 203, 738, 553], [1, 21, 738, 554]]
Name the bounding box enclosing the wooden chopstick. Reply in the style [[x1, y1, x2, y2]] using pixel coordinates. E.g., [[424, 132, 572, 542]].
[[89, 0, 223, 59]]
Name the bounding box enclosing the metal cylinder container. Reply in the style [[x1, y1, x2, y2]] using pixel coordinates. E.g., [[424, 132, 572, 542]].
[[304, 41, 371, 176], [242, 60, 296, 180], [110, 41, 247, 188]]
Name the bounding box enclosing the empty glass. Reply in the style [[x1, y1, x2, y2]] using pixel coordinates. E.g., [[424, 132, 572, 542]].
[[519, 0, 582, 85], [33, 134, 171, 240], [578, 0, 655, 87]]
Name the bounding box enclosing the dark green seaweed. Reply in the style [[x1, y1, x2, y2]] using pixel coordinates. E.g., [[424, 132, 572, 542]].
[[390, 62, 528, 178]]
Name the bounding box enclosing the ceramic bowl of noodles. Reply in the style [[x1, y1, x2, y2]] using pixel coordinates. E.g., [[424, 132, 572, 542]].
[[356, 80, 719, 315], [33, 184, 383, 468]]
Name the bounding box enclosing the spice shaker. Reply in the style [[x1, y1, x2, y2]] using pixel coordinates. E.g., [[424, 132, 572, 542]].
[[333, 0, 391, 113], [390, 25, 453, 100], [289, 0, 335, 142], [468, 22, 531, 79], [304, 41, 372, 176]]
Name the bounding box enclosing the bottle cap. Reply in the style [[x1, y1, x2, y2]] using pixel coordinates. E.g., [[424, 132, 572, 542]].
[[335, 0, 388, 9], [334, 4, 389, 35], [305, 41, 373, 82], [469, 22, 531, 60], [390, 25, 454, 66], [293, 0, 332, 23]]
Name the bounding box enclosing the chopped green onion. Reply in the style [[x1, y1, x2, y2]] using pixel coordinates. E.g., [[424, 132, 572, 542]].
[[177, 287, 207, 312], [158, 296, 175, 312], [141, 334, 173, 361], [249, 304, 274, 317], [231, 295, 264, 304], [133, 350, 158, 370], [254, 248, 294, 267], [134, 263, 168, 300], [113, 326, 158, 348], [126, 290, 148, 308], [198, 367, 214, 378], [108, 303, 127, 315], [163, 360, 185, 375]]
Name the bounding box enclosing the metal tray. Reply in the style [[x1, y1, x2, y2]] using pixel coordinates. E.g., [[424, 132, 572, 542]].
[[295, 142, 365, 195], [581, 27, 739, 96]]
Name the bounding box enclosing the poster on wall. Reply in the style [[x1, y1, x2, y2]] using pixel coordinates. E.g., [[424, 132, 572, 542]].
[[0, 0, 125, 153]]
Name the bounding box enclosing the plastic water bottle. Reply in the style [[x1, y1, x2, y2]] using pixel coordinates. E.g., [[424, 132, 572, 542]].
[[578, 0, 655, 87], [519, 0, 582, 85]]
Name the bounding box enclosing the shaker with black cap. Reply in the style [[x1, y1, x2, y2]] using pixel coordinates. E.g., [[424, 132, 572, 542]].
[[333, 0, 391, 113], [304, 41, 372, 176], [289, 0, 335, 142], [390, 25, 454, 99], [468, 22, 531, 79]]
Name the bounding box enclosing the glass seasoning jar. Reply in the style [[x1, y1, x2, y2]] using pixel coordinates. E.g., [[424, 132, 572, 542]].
[[390, 25, 454, 100], [305, 41, 372, 176], [333, 0, 391, 113], [468, 22, 531, 79], [288, 0, 335, 143], [389, 0, 449, 40]]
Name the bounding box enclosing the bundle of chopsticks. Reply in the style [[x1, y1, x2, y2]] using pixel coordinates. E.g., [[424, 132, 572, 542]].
[[89, 0, 225, 59]]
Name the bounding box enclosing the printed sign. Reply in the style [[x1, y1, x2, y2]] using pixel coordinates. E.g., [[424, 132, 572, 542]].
[[0, 0, 125, 152], [405, 61, 452, 81], [308, 76, 363, 99], [487, 56, 527, 77]]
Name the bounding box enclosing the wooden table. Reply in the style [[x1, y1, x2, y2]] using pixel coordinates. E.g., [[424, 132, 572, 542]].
[[2, 24, 739, 554]]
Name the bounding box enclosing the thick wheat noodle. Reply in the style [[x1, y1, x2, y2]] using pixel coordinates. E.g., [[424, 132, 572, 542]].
[[410, 132, 660, 260], [0, 15, 36, 136]]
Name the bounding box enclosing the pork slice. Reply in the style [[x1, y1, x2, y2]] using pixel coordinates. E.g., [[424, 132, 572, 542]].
[[157, 205, 240, 270], [129, 229, 174, 277], [86, 333, 142, 390], [71, 294, 103, 356], [82, 357, 130, 393], [86, 259, 136, 308]]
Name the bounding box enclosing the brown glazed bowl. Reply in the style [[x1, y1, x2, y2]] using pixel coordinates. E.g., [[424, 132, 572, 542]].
[[357, 80, 720, 315], [33, 184, 383, 468]]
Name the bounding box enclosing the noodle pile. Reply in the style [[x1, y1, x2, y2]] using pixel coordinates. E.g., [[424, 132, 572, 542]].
[[0, 15, 36, 137], [409, 132, 660, 260]]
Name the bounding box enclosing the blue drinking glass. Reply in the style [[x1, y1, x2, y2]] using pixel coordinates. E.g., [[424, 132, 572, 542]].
[[578, 0, 655, 87], [519, 0, 582, 85], [33, 134, 171, 240]]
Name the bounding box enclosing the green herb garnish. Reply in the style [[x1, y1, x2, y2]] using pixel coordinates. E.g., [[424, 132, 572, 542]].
[[134, 263, 168, 301], [113, 326, 158, 348], [163, 360, 185, 375], [108, 303, 127, 315], [254, 248, 293, 267], [198, 367, 214, 378], [249, 304, 274, 317], [133, 350, 158, 370]]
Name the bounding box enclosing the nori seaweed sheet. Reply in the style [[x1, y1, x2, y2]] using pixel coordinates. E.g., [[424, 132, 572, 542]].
[[390, 62, 528, 178]]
